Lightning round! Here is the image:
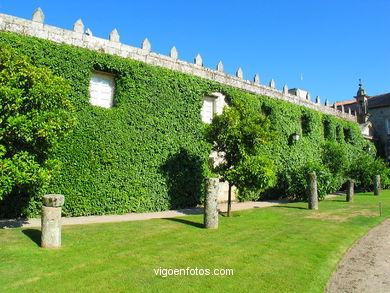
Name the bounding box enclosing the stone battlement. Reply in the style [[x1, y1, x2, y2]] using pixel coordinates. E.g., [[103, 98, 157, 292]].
[[0, 8, 356, 122]]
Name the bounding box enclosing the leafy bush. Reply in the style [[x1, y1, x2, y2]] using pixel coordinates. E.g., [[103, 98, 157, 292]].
[[0, 46, 75, 216], [280, 162, 339, 201], [348, 154, 390, 191]]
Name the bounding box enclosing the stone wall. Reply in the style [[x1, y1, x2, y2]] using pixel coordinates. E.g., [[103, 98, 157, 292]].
[[0, 9, 357, 123], [368, 107, 390, 158]]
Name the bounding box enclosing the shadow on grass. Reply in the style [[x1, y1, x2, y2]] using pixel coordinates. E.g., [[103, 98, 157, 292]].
[[219, 212, 241, 217], [164, 218, 204, 229], [174, 208, 203, 215], [22, 229, 41, 247], [273, 205, 308, 210], [0, 219, 30, 228]]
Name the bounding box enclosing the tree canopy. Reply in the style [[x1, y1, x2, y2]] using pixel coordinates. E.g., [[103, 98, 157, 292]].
[[206, 98, 276, 215], [0, 47, 75, 200]]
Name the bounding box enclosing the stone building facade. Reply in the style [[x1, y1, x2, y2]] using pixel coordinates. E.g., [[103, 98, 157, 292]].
[[337, 83, 390, 159]]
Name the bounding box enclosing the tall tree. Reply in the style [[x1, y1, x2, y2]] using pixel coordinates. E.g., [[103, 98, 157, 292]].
[[0, 47, 75, 200], [206, 98, 276, 216]]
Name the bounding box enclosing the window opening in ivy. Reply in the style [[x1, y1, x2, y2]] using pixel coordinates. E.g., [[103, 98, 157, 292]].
[[89, 71, 115, 108]]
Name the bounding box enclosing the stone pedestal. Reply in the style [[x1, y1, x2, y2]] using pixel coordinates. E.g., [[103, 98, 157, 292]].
[[204, 178, 219, 229], [374, 175, 381, 196], [307, 172, 318, 210], [346, 179, 354, 202], [41, 194, 64, 248]]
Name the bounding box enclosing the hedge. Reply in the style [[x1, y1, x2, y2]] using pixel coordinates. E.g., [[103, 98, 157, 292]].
[[0, 32, 371, 217]]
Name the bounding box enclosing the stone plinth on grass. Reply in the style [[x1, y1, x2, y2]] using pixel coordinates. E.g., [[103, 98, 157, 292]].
[[41, 194, 64, 248]]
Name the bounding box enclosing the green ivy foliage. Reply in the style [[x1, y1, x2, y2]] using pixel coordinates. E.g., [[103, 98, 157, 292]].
[[0, 32, 224, 217], [220, 89, 375, 201], [0, 32, 375, 216]]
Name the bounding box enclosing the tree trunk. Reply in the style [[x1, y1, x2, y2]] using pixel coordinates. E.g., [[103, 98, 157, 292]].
[[227, 182, 232, 217]]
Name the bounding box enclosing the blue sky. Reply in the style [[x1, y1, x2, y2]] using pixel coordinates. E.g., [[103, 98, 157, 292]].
[[1, 0, 389, 104]]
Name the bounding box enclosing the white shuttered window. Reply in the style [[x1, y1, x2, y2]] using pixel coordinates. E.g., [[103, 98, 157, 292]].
[[201, 93, 227, 124], [201, 97, 215, 124], [89, 72, 115, 108]]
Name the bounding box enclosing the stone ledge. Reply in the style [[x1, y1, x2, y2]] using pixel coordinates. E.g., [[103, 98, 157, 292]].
[[0, 12, 357, 123]]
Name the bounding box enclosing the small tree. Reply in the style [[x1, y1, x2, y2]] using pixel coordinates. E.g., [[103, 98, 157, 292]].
[[206, 99, 276, 216], [0, 47, 75, 201]]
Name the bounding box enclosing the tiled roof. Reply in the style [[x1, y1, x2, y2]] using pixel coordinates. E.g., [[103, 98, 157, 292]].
[[335, 93, 390, 111], [335, 99, 356, 106]]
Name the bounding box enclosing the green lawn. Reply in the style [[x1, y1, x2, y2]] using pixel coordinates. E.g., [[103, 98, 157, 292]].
[[1, 191, 390, 293]]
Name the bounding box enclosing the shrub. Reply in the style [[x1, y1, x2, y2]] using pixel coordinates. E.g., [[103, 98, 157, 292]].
[[281, 162, 339, 201], [348, 154, 389, 191], [0, 46, 75, 216], [232, 154, 277, 200]]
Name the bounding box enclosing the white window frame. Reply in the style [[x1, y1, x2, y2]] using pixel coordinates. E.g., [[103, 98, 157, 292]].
[[201, 97, 216, 124], [386, 119, 390, 135], [201, 93, 227, 124], [89, 71, 115, 109]]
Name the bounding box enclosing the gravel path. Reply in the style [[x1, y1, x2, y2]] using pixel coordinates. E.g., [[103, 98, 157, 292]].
[[0, 200, 285, 228], [326, 218, 390, 293]]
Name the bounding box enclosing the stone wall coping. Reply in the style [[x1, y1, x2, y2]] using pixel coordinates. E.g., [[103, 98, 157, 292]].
[[0, 11, 356, 122]]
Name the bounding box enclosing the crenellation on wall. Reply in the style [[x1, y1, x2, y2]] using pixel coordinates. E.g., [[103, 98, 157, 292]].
[[85, 28, 92, 36], [170, 46, 178, 59], [142, 38, 151, 52], [217, 61, 224, 72], [0, 10, 357, 122], [194, 54, 203, 66], [236, 67, 243, 79], [73, 19, 84, 33], [109, 28, 120, 43], [269, 79, 275, 89], [32, 8, 44, 23]]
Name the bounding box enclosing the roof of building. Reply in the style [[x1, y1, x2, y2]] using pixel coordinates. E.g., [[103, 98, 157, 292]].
[[336, 99, 356, 106], [334, 92, 390, 111], [366, 93, 390, 109]]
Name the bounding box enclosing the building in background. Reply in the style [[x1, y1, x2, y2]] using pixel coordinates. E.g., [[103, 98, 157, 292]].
[[336, 82, 390, 159]]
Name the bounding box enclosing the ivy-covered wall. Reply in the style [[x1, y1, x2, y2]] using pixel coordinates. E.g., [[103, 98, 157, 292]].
[[0, 32, 369, 217]]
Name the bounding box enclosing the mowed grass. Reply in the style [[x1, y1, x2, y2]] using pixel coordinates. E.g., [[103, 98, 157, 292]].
[[1, 191, 390, 293]]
